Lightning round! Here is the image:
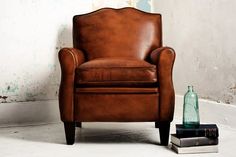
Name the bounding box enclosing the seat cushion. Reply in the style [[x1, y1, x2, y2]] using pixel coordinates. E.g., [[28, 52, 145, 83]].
[[75, 58, 157, 87]]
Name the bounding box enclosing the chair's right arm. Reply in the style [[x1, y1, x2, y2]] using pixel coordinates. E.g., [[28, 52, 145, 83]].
[[58, 48, 85, 122], [150, 47, 176, 122]]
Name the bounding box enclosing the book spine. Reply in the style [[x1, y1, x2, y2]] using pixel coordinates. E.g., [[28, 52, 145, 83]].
[[176, 128, 218, 138], [172, 144, 218, 154], [179, 137, 218, 147]]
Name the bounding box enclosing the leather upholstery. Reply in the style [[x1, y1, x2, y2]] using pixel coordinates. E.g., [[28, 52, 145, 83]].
[[75, 58, 157, 87], [74, 93, 159, 122], [58, 8, 175, 124], [58, 48, 85, 121], [73, 8, 162, 60], [76, 87, 158, 94], [150, 47, 176, 121]]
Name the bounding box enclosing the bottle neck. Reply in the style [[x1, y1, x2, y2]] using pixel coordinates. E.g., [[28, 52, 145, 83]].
[[188, 86, 194, 92]]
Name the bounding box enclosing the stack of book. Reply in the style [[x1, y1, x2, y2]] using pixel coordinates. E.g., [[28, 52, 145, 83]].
[[171, 124, 219, 154]]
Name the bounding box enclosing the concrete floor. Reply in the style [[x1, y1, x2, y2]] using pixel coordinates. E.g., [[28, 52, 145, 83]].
[[0, 122, 235, 157]]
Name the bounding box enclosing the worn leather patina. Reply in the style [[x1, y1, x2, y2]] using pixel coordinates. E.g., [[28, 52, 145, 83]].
[[58, 7, 175, 146]]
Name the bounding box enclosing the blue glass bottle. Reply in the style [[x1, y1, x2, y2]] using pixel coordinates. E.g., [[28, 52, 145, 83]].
[[183, 86, 200, 128]]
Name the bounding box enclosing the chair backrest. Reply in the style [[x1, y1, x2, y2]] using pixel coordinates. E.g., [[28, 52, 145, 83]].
[[73, 7, 162, 60]]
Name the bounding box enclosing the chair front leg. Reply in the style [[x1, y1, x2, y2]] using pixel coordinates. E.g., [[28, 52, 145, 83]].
[[158, 122, 170, 146], [64, 122, 75, 145]]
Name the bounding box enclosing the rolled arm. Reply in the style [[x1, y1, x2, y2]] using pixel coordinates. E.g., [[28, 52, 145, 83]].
[[58, 48, 85, 122], [150, 47, 176, 122]]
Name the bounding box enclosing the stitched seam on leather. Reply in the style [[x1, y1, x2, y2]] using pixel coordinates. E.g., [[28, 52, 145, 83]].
[[66, 48, 78, 67], [64, 48, 76, 121], [73, 49, 79, 67], [78, 81, 157, 83], [78, 67, 156, 70]]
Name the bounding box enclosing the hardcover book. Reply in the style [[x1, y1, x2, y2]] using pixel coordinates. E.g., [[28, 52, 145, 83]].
[[171, 144, 218, 154], [171, 134, 218, 147], [176, 124, 219, 138]]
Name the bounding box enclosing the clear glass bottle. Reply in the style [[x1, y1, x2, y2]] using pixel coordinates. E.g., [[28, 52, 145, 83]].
[[183, 86, 200, 128]]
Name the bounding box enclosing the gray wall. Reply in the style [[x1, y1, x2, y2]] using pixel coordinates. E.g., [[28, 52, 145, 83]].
[[0, 0, 133, 103], [1, 0, 235, 105], [153, 0, 236, 105]]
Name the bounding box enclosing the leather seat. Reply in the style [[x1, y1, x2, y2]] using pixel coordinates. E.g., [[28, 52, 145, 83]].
[[75, 58, 157, 87]]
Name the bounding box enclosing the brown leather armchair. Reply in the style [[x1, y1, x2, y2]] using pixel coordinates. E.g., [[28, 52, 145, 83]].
[[58, 7, 175, 146]]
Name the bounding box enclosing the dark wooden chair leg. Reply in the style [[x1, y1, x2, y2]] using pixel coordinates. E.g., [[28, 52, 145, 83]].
[[76, 122, 82, 128], [155, 122, 158, 128], [159, 122, 170, 146], [64, 122, 75, 145]]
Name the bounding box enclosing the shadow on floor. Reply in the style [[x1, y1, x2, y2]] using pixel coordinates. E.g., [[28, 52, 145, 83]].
[[76, 127, 159, 145], [0, 123, 163, 145]]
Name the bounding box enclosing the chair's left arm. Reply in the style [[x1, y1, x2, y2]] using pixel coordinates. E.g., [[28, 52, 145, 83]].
[[58, 48, 85, 122], [150, 47, 176, 122]]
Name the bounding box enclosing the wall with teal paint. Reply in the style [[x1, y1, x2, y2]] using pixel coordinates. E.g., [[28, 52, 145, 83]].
[[0, 0, 94, 103], [0, 0, 134, 103], [136, 0, 151, 12]]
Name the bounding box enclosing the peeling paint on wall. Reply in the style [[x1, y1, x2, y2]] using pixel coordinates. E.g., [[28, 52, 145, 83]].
[[153, 0, 236, 105], [0, 0, 139, 104], [136, 0, 151, 12], [0, 96, 8, 103], [229, 84, 236, 95], [92, 0, 133, 10], [0, 0, 94, 103], [1, 0, 235, 105]]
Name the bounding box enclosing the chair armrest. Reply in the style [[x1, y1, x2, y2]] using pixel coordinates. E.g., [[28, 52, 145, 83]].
[[58, 48, 85, 122], [150, 47, 176, 122]]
